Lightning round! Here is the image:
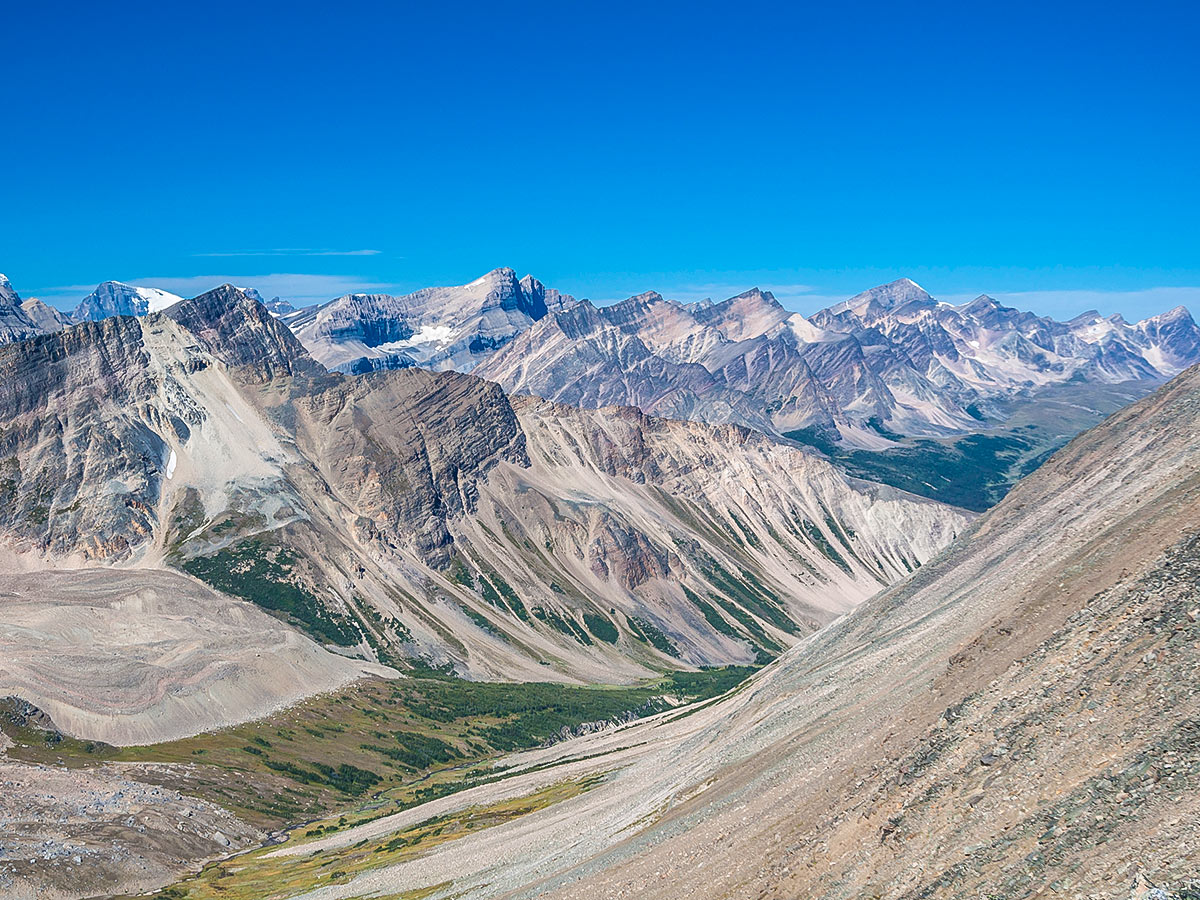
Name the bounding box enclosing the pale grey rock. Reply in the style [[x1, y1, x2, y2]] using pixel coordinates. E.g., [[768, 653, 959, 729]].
[[0, 275, 45, 345], [19, 298, 72, 333]]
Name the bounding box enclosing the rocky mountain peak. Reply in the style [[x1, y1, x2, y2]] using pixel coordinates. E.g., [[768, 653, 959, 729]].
[[691, 286, 791, 342], [731, 287, 784, 309], [455, 267, 545, 318], [163, 284, 318, 379], [19, 298, 72, 333], [471, 266, 519, 294], [963, 293, 1000, 310], [836, 277, 935, 316], [1147, 304, 1195, 325], [619, 290, 667, 309]]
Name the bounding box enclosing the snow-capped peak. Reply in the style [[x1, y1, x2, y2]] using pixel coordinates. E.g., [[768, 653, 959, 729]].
[[0, 274, 19, 305], [73, 281, 185, 321]]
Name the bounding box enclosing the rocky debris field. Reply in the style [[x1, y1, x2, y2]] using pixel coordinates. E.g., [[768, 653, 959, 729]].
[[0, 754, 258, 900]]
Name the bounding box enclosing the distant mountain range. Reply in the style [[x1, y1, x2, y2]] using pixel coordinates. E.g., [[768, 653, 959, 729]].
[[279, 268, 1200, 442], [4, 268, 1197, 445]]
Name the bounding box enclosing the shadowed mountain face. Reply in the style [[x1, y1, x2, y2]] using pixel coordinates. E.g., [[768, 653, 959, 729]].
[[0, 286, 967, 683], [234, 365, 1200, 900]]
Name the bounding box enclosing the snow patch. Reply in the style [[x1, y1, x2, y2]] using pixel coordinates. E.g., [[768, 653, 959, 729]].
[[165, 449, 178, 480], [138, 286, 185, 313], [377, 324, 456, 351]]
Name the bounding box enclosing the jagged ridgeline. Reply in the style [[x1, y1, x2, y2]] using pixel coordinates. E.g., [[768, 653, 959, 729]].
[[0, 285, 967, 679]]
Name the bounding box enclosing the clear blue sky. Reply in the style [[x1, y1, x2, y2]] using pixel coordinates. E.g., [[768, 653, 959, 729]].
[[3, 0, 1197, 319]]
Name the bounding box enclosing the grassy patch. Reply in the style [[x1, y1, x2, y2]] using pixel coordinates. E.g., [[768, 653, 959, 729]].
[[138, 777, 603, 900], [582, 612, 620, 644], [180, 539, 359, 646]]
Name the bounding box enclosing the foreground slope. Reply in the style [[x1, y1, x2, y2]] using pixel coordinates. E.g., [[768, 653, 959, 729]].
[[268, 364, 1200, 899]]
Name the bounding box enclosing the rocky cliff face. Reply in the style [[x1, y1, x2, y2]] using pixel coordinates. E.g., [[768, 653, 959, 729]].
[[0, 316, 170, 558], [164, 284, 317, 379], [280, 367, 529, 565]]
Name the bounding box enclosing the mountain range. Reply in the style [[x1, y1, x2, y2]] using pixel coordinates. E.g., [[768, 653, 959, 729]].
[[0, 283, 965, 686], [7, 269, 1197, 447], [278, 268, 1200, 443]]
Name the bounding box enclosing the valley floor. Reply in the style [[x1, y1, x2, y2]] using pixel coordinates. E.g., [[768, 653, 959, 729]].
[[0, 660, 752, 900]]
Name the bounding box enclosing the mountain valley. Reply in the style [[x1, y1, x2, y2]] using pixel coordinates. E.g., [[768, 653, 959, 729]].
[[0, 273, 1195, 900]]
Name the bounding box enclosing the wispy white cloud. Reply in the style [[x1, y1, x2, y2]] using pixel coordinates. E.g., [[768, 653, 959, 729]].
[[35, 273, 401, 310], [192, 249, 383, 257]]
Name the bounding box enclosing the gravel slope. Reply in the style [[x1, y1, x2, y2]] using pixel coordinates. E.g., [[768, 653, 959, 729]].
[[0, 568, 395, 746]]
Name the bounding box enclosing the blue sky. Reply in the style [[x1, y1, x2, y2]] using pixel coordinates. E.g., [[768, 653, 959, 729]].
[[2, 1, 1197, 319]]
